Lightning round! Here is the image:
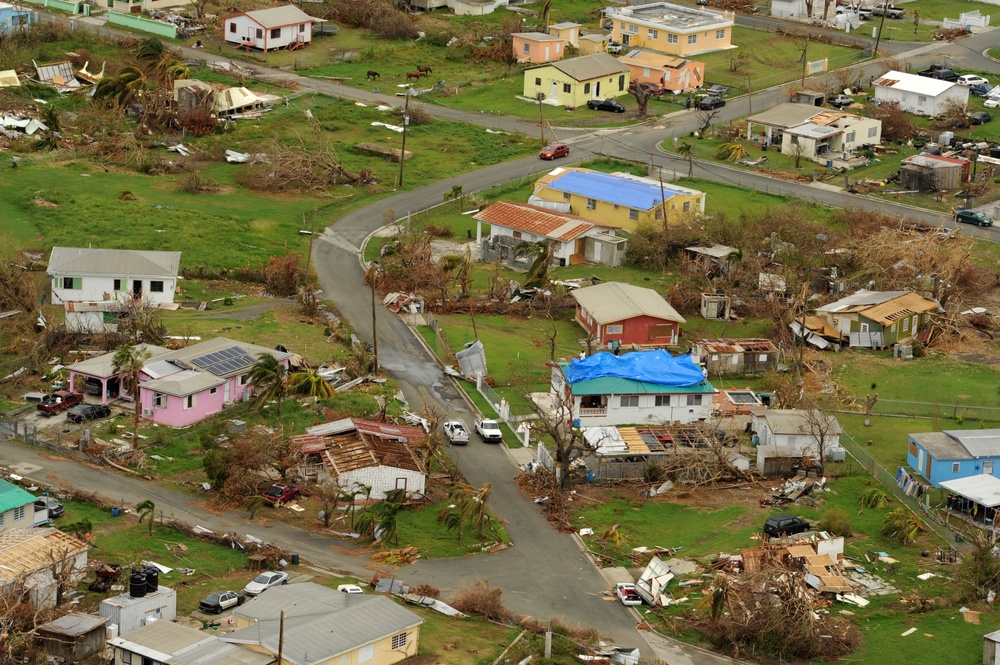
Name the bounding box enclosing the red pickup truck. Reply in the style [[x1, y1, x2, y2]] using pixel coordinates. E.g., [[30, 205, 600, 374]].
[[36, 391, 84, 416]]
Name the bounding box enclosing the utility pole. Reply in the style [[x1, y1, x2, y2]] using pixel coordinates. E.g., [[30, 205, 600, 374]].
[[277, 611, 285, 665], [537, 93, 545, 145], [745, 73, 753, 117], [873, 7, 888, 57], [368, 263, 379, 372], [397, 89, 411, 188], [800, 36, 809, 86]]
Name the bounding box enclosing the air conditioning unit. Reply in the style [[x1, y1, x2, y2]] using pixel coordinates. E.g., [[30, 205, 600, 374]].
[[142, 408, 153, 417]]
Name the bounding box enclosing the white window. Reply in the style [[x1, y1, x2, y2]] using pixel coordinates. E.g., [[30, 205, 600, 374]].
[[359, 645, 375, 663], [586, 198, 597, 209], [648, 29, 658, 39], [687, 35, 697, 44], [606, 324, 623, 334], [628, 25, 638, 34], [860, 323, 869, 333], [620, 21, 625, 29], [654, 395, 670, 406], [732, 355, 740, 365], [184, 394, 196, 410], [686, 395, 703, 406], [299, 23, 305, 32], [868, 127, 878, 138], [902, 318, 909, 332], [711, 354, 719, 361], [953, 462, 961, 473], [620, 395, 639, 407], [524, 43, 531, 54], [683, 201, 691, 212], [668, 34, 678, 43], [239, 374, 249, 386], [716, 29, 725, 39], [642, 67, 650, 76], [153, 393, 166, 408], [120, 649, 132, 664], [392, 633, 408, 650], [628, 209, 639, 220], [985, 461, 995, 475], [918, 95, 927, 104], [890, 323, 897, 332], [13, 505, 25, 521], [758, 354, 768, 362], [846, 131, 855, 143]]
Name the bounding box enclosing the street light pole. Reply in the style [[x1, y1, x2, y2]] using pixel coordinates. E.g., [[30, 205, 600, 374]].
[[397, 90, 411, 188]]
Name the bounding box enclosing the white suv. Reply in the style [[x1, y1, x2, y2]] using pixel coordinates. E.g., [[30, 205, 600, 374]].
[[958, 75, 990, 87]]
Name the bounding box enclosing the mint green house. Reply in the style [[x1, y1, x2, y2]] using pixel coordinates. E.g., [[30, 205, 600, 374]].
[[814, 290, 941, 349]]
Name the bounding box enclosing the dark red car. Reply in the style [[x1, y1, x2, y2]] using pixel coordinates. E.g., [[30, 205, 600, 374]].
[[37, 391, 84, 416], [539, 143, 570, 160], [261, 484, 300, 505]]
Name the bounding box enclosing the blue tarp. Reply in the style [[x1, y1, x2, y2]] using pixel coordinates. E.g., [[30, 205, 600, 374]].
[[564, 350, 706, 387]]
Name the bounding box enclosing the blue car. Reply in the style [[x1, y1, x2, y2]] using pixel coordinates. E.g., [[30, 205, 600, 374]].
[[970, 83, 992, 97]]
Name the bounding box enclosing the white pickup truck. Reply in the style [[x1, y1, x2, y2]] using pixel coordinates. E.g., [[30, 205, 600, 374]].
[[442, 420, 470, 445], [474, 418, 503, 444]]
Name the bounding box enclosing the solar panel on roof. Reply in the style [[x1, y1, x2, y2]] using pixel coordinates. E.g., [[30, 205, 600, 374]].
[[190, 346, 258, 376]]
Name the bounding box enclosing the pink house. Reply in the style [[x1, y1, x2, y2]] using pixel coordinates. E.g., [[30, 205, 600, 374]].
[[512, 32, 566, 64], [66, 337, 291, 428]]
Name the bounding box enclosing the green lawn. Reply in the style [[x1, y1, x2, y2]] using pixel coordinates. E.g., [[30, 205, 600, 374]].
[[395, 498, 510, 558]]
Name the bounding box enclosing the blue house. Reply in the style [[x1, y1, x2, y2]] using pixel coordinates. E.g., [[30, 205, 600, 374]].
[[0, 2, 34, 33], [907, 429, 1000, 487]]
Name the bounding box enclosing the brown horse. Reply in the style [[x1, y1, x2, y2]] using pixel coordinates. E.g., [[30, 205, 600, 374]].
[[405, 71, 425, 81], [366, 70, 380, 80], [417, 65, 432, 74]]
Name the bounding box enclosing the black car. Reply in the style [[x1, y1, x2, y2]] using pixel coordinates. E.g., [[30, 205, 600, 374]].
[[199, 590, 245, 614], [918, 68, 959, 82], [66, 404, 111, 424], [763, 514, 811, 537], [696, 96, 726, 110], [34, 497, 64, 519], [970, 111, 993, 125], [586, 98, 626, 113]]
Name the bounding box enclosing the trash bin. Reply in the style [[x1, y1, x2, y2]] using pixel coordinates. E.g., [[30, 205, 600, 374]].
[[586, 471, 595, 483], [112, 507, 119, 517], [291, 554, 300, 565]]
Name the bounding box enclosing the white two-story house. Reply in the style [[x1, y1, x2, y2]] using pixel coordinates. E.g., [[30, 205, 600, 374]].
[[47, 247, 181, 333], [549, 350, 714, 427]]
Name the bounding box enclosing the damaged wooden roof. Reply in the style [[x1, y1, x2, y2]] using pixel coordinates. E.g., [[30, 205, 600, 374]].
[[320, 432, 424, 475]]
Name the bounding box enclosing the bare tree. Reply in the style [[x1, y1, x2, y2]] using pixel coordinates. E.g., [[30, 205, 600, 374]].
[[630, 83, 653, 117], [523, 365, 596, 489], [800, 404, 840, 468], [695, 108, 722, 135]]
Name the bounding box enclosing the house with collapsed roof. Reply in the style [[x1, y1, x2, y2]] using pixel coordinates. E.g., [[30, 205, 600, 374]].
[[530, 167, 704, 232], [745, 103, 881, 167], [874, 70, 968, 116], [223, 583, 422, 665], [0, 528, 89, 608], [223, 5, 319, 51], [65, 338, 290, 426], [606, 2, 735, 56], [474, 201, 626, 268], [548, 350, 714, 426], [689, 338, 778, 376], [617, 49, 704, 93], [571, 282, 685, 348], [292, 418, 427, 500], [907, 429, 1000, 487], [173, 79, 281, 119], [813, 289, 941, 348], [47, 247, 180, 333]]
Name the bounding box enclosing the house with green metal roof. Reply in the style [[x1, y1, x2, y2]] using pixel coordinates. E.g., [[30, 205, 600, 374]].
[[0, 479, 38, 533], [550, 350, 715, 426]]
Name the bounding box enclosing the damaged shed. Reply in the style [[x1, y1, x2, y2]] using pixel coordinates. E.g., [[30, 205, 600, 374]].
[[689, 338, 778, 376]]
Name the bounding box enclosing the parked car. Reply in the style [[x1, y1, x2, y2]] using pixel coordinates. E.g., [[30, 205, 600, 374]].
[[82, 378, 103, 397], [985, 97, 1000, 109], [958, 75, 991, 87], [956, 209, 993, 227], [261, 483, 300, 505], [970, 83, 993, 97], [199, 590, 245, 614], [763, 514, 811, 537], [539, 143, 570, 160], [34, 497, 64, 519], [970, 111, 993, 125], [871, 2, 905, 18], [474, 418, 504, 444], [338, 584, 365, 594], [36, 391, 83, 416], [707, 84, 729, 97], [606, 42, 624, 54], [442, 420, 470, 445], [243, 571, 289, 596], [696, 96, 726, 110], [917, 67, 958, 82], [66, 404, 111, 424], [630, 81, 665, 96], [586, 98, 626, 113], [614, 583, 643, 606], [828, 94, 854, 108]]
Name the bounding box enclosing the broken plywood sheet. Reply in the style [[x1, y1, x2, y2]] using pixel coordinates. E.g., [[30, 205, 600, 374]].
[[354, 142, 412, 163]]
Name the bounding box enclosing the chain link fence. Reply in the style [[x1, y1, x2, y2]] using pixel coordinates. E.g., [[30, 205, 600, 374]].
[[808, 394, 1000, 423]]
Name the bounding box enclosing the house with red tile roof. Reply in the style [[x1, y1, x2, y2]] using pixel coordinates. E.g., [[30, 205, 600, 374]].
[[474, 201, 627, 268]]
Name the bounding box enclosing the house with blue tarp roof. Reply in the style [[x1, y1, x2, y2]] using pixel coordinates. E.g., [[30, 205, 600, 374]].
[[530, 167, 705, 231], [549, 350, 714, 426]]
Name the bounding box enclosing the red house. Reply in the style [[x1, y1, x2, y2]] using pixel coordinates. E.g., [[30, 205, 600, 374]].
[[572, 282, 685, 348]]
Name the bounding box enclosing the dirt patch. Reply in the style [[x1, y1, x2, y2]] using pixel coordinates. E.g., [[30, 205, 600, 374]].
[[33, 197, 59, 207]]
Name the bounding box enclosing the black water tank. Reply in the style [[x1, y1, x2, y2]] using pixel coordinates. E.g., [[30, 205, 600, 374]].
[[129, 571, 147, 598], [144, 567, 159, 593], [991, 147, 1000, 159]]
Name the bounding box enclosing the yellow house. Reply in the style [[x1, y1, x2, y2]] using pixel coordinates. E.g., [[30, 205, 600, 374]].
[[224, 583, 423, 665], [548, 21, 581, 47], [523, 53, 630, 108], [578, 33, 610, 55], [530, 167, 705, 232], [607, 2, 735, 57]]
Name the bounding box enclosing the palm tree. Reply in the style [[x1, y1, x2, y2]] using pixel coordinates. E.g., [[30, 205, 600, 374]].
[[136, 499, 155, 536], [677, 141, 695, 177], [715, 142, 749, 163], [94, 66, 149, 107], [443, 184, 464, 210], [443, 483, 493, 541], [355, 488, 404, 546], [112, 345, 152, 456], [136, 37, 166, 65], [248, 354, 287, 415], [513, 240, 553, 289], [287, 370, 335, 399]]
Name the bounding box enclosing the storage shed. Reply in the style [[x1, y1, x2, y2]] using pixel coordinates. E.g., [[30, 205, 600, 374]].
[[985, 628, 1000, 665], [689, 338, 778, 376], [100, 586, 176, 635], [35, 613, 109, 663], [899, 153, 969, 190], [755, 445, 804, 477]]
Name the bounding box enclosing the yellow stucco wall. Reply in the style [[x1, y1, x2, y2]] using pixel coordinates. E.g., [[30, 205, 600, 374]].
[[235, 625, 421, 665], [522, 66, 630, 107], [530, 184, 703, 232], [611, 20, 732, 56]]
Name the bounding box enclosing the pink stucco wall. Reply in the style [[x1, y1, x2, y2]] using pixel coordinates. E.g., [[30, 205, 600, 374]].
[[143, 387, 226, 427]]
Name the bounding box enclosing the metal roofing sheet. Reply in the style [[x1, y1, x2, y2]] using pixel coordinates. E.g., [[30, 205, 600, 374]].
[[909, 431, 971, 461], [546, 169, 684, 210], [48, 247, 181, 277], [474, 201, 613, 241], [941, 474, 1000, 507], [571, 282, 684, 324], [0, 480, 36, 513], [875, 70, 962, 97], [242, 5, 314, 28], [943, 429, 1000, 458], [529, 52, 630, 81]]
